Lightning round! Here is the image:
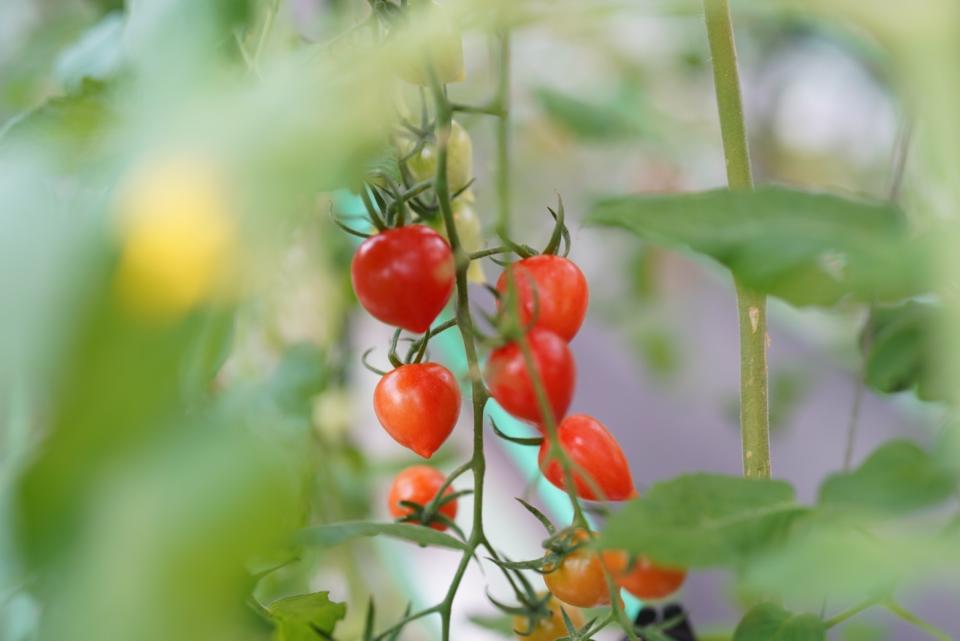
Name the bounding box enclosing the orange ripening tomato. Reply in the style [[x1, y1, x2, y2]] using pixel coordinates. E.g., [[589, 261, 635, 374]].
[[601, 551, 686, 601], [538, 415, 634, 501], [543, 530, 610, 608], [512, 595, 585, 641], [374, 363, 460, 458], [497, 255, 589, 341], [387, 465, 457, 531]]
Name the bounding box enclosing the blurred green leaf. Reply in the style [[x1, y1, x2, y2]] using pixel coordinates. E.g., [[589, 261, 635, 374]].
[[268, 592, 347, 641], [840, 622, 888, 641], [739, 510, 960, 599], [269, 344, 329, 417], [34, 422, 303, 641], [54, 12, 125, 91], [732, 603, 825, 641], [599, 474, 807, 567], [863, 301, 951, 402], [0, 79, 110, 162], [298, 521, 467, 551], [819, 440, 956, 515], [16, 277, 230, 570], [587, 187, 929, 307], [181, 306, 236, 405], [535, 79, 653, 142]]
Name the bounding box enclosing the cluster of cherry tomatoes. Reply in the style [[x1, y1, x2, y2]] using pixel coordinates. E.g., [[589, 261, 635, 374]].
[[346, 103, 685, 641]]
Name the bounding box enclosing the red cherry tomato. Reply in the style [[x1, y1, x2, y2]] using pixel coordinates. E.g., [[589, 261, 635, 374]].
[[387, 465, 458, 531], [601, 551, 686, 600], [485, 328, 575, 425], [496, 255, 589, 341], [543, 530, 611, 608], [538, 415, 634, 501], [374, 363, 460, 458], [351, 225, 454, 333]]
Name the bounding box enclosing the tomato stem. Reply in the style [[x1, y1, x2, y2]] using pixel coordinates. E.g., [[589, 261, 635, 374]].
[[703, 0, 771, 479], [494, 27, 512, 242], [884, 600, 956, 641], [427, 64, 493, 641]]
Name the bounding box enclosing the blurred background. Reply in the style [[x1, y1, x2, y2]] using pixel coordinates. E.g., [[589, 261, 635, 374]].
[[1, 1, 958, 640]]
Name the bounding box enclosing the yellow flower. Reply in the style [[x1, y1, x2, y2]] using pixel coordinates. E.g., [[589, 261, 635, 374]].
[[114, 156, 235, 323]]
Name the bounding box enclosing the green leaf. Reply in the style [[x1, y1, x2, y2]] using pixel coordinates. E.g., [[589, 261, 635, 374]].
[[587, 187, 929, 307], [269, 592, 347, 641], [1, 78, 108, 141], [739, 510, 960, 599], [841, 622, 889, 641], [819, 440, 956, 514], [54, 12, 125, 91], [534, 79, 653, 142], [732, 603, 825, 641], [298, 521, 467, 551], [599, 474, 806, 567], [863, 301, 951, 402]]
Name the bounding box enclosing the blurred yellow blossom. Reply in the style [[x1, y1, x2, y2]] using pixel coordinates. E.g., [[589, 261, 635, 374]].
[[113, 156, 236, 322]]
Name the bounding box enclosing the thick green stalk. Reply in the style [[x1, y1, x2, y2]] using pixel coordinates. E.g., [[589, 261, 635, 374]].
[[703, 0, 770, 479], [494, 29, 511, 240]]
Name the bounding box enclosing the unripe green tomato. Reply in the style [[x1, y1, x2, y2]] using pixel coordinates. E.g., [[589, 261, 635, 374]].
[[404, 120, 473, 195], [429, 198, 485, 284]]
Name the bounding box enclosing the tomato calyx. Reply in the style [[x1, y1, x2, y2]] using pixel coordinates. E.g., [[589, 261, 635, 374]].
[[488, 501, 592, 579], [362, 317, 460, 378], [540, 194, 571, 257], [394, 487, 471, 538]]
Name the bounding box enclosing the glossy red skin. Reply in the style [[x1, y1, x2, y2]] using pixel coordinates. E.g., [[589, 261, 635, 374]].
[[351, 225, 454, 333], [388, 465, 458, 531], [539, 415, 634, 501], [496, 255, 589, 341], [374, 363, 460, 458], [601, 552, 686, 600], [485, 328, 575, 425]]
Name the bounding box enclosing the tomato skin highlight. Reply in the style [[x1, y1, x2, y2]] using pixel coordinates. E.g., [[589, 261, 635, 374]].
[[543, 530, 610, 608], [374, 363, 460, 458], [351, 225, 454, 333], [601, 552, 686, 601], [512, 595, 585, 641], [387, 465, 458, 531], [485, 328, 575, 425], [538, 415, 634, 501], [497, 255, 589, 341]]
